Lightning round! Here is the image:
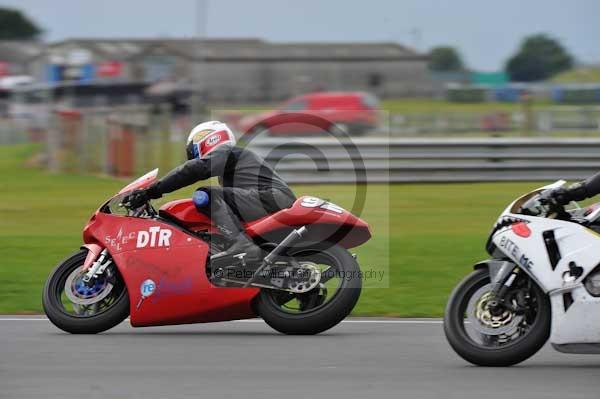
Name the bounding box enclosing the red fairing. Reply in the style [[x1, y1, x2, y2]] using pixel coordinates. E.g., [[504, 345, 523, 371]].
[[160, 196, 371, 248], [159, 199, 214, 231], [83, 212, 258, 327], [246, 197, 371, 248]]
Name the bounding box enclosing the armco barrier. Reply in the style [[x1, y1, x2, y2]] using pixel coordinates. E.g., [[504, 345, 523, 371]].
[[248, 137, 600, 183]]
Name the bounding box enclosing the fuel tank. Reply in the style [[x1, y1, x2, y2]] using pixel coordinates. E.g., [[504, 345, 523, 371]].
[[159, 199, 212, 231]]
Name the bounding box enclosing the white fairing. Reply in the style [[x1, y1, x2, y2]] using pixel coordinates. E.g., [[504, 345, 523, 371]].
[[491, 181, 600, 348]]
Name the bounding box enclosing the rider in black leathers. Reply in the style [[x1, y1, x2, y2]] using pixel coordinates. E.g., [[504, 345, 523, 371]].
[[125, 121, 296, 261]]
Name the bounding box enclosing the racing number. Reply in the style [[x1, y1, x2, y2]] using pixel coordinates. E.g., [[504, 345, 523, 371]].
[[300, 197, 344, 214]]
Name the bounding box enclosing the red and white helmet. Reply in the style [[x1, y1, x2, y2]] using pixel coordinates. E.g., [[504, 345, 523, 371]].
[[186, 121, 236, 160]]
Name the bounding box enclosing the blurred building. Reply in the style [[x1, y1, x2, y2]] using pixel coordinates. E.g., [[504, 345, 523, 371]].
[[0, 41, 43, 77], [11, 38, 434, 101]]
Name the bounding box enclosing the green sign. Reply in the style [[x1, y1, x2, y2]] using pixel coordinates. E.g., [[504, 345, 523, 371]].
[[471, 72, 508, 86]]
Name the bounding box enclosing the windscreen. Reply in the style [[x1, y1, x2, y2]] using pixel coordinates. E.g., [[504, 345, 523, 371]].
[[118, 169, 159, 195]]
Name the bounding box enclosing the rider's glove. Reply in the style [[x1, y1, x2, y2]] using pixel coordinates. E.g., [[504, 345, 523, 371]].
[[124, 184, 162, 208], [546, 187, 571, 206], [547, 182, 588, 206], [124, 189, 150, 209]]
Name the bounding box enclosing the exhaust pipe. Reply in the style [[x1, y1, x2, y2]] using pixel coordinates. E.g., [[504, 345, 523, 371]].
[[243, 226, 307, 288]]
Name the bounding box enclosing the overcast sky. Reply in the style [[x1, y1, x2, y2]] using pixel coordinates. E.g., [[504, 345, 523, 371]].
[[2, 0, 598, 71]]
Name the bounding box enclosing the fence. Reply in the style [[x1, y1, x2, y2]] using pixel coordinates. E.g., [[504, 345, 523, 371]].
[[4, 103, 600, 147], [250, 137, 600, 183], [445, 83, 600, 104], [40, 106, 191, 176], [5, 105, 600, 184], [0, 117, 29, 144], [387, 107, 600, 136]]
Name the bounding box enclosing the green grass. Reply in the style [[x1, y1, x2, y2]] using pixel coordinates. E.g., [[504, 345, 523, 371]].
[[552, 67, 600, 84], [0, 144, 547, 316]]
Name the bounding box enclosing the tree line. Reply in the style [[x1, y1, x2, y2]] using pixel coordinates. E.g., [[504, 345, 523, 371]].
[[428, 34, 574, 82]]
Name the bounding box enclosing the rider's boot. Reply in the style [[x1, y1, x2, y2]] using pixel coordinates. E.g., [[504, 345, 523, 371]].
[[212, 232, 264, 263], [203, 195, 264, 263]]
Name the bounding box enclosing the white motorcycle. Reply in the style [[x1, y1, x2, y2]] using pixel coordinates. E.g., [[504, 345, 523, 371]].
[[444, 180, 600, 366]]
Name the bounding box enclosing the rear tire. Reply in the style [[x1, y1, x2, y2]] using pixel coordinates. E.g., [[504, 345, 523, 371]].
[[255, 243, 361, 335], [42, 249, 130, 334], [444, 269, 551, 366]]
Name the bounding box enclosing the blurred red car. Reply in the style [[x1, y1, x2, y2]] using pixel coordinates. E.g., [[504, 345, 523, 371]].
[[239, 91, 379, 136]]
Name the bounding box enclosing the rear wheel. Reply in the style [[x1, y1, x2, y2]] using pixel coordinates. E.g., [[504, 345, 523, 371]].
[[42, 249, 130, 334], [444, 268, 550, 366], [255, 243, 361, 335]]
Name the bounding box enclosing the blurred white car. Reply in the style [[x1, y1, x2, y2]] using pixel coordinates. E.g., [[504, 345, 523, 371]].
[[0, 75, 34, 90]]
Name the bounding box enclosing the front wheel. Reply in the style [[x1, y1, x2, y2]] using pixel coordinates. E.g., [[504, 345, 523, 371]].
[[42, 249, 130, 334], [444, 268, 551, 366], [254, 243, 361, 335]]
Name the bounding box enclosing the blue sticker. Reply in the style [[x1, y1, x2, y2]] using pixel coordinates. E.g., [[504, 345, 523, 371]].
[[140, 279, 156, 298]]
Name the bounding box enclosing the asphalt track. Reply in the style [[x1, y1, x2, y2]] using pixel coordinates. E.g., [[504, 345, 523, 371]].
[[1, 317, 598, 399]]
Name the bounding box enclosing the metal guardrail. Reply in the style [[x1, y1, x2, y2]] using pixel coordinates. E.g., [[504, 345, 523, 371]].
[[249, 137, 600, 183]]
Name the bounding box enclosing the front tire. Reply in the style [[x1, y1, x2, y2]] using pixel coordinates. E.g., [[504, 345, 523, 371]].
[[42, 249, 130, 334], [255, 243, 361, 335], [444, 268, 551, 366]]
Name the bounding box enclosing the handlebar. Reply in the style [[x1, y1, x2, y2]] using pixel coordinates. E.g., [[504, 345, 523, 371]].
[[118, 200, 156, 218], [519, 190, 566, 218]]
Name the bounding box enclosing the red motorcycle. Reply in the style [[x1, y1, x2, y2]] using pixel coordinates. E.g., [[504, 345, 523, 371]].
[[43, 169, 371, 334]]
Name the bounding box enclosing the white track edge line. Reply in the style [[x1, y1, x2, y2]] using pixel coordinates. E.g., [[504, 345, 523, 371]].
[[0, 317, 442, 324]]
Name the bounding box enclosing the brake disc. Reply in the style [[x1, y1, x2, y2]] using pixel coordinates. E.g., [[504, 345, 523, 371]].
[[64, 267, 114, 306], [466, 284, 523, 336]]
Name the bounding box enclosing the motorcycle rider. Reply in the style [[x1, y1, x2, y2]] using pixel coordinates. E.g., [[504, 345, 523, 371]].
[[124, 121, 296, 261], [547, 172, 600, 206]]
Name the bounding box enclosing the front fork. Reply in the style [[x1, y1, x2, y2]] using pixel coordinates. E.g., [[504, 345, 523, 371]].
[[82, 247, 113, 285], [480, 260, 521, 310]]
